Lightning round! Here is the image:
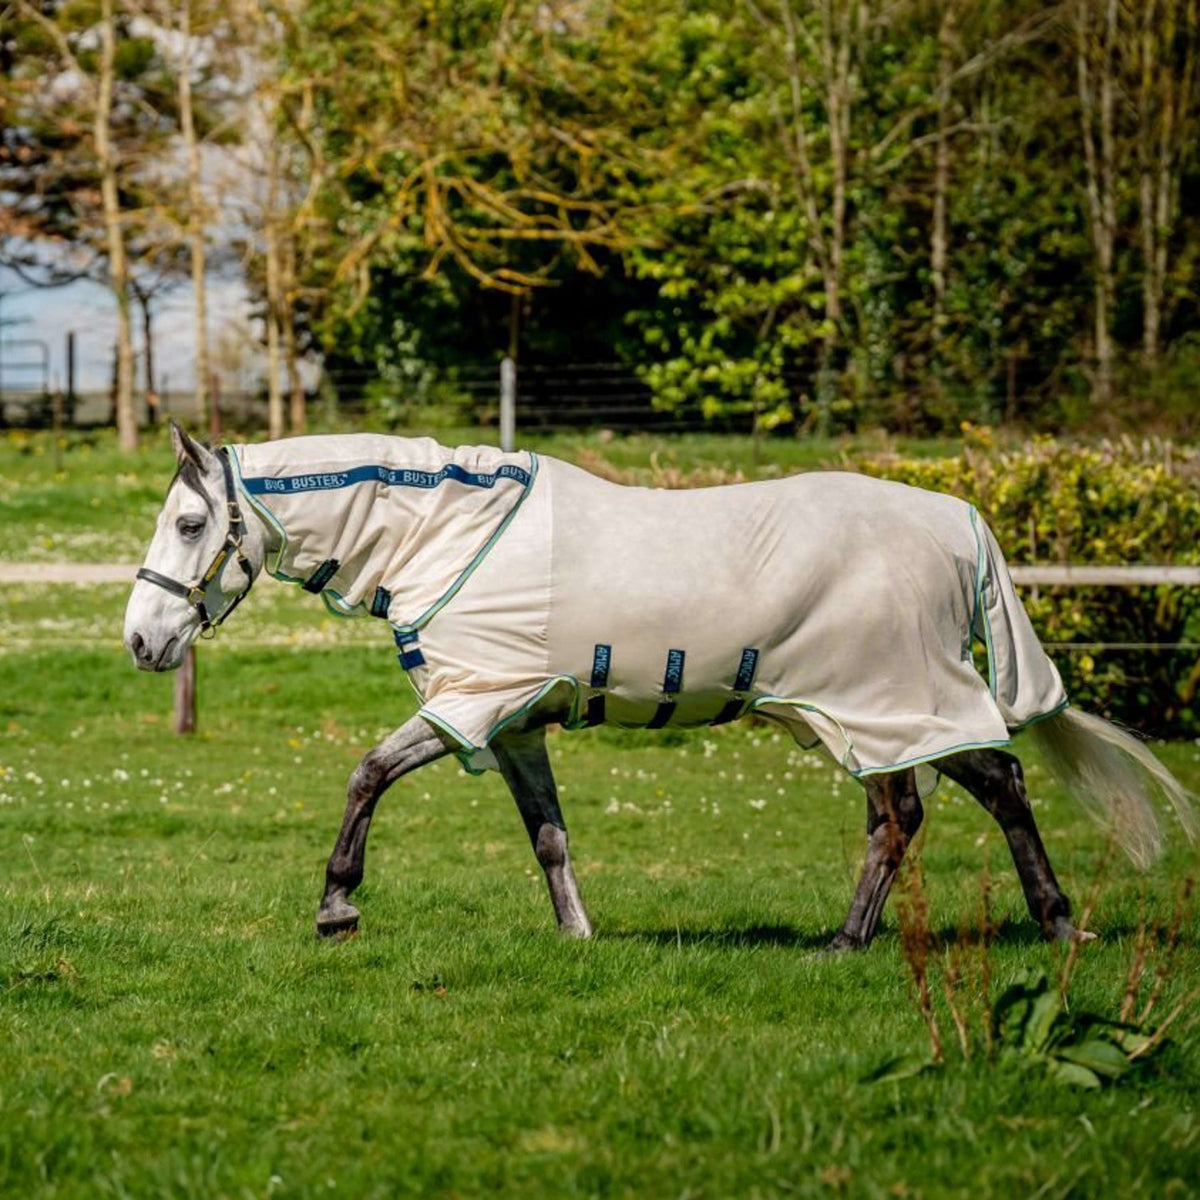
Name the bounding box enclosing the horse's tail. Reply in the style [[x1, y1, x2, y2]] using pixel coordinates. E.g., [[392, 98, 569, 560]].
[[1028, 706, 1196, 869]]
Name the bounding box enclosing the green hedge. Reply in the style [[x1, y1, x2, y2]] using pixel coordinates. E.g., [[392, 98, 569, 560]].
[[856, 430, 1200, 737]]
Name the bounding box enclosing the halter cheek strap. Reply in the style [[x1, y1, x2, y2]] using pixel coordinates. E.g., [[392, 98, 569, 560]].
[[136, 446, 254, 635]]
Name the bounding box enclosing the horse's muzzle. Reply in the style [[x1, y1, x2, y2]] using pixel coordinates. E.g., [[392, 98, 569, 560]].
[[127, 631, 180, 672]]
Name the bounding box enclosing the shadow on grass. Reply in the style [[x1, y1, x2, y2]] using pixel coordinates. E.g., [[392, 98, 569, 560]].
[[609, 923, 833, 951], [608, 915, 1124, 954]]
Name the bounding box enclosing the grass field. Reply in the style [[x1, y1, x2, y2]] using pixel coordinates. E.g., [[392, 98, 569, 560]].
[[3, 428, 1200, 1197]]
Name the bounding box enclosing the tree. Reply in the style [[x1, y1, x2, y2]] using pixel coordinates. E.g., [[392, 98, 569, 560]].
[[7, 0, 177, 448], [1133, 0, 1199, 369]]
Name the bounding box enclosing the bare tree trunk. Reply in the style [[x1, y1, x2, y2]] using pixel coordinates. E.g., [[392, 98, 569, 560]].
[[1097, 0, 1117, 407], [1137, 0, 1158, 367], [1075, 0, 1116, 411], [177, 0, 211, 428], [1138, 0, 1198, 369], [282, 232, 305, 433], [265, 217, 284, 438], [137, 287, 158, 424], [97, 0, 136, 450], [931, 2, 955, 343]]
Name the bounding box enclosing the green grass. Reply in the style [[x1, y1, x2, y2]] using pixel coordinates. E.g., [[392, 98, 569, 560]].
[[2, 583, 1200, 1197]]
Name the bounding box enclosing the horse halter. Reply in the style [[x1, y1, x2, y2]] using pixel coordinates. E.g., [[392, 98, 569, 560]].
[[136, 447, 254, 637]]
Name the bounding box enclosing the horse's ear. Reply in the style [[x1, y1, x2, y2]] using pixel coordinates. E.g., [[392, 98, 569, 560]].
[[169, 420, 208, 470]]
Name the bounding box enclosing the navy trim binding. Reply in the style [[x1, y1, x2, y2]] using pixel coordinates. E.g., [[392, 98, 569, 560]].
[[647, 648, 685, 729], [240, 461, 531, 496], [711, 647, 760, 725], [302, 558, 340, 594], [585, 643, 611, 726]]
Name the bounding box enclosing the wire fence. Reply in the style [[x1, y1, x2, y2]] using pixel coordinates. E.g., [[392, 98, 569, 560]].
[[0, 360, 761, 434]]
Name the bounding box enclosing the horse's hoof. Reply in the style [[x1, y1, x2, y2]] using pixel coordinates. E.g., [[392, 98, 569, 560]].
[[316, 903, 360, 940], [824, 932, 864, 954], [1047, 917, 1097, 944], [560, 921, 593, 940]]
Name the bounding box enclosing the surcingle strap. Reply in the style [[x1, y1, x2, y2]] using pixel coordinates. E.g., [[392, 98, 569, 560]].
[[370, 586, 392, 618], [584, 643, 612, 726], [302, 558, 340, 594], [647, 648, 685, 729], [711, 647, 760, 725], [393, 628, 425, 671]]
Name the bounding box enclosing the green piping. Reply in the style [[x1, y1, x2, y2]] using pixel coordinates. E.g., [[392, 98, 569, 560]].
[[392, 453, 540, 637], [748, 694, 858, 771], [229, 447, 306, 587], [968, 507, 998, 699], [485, 675, 581, 742], [852, 737, 1015, 777], [1006, 697, 1070, 734]]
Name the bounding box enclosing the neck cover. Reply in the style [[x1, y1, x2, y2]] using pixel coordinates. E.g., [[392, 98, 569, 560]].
[[230, 434, 535, 627]]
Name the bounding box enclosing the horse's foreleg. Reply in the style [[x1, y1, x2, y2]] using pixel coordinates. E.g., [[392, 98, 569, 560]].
[[828, 768, 923, 951], [492, 728, 593, 938], [316, 715, 455, 938], [939, 748, 1080, 942]]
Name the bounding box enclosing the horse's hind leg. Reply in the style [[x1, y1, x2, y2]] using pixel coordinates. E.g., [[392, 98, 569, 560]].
[[938, 748, 1082, 942], [828, 768, 923, 951], [317, 715, 456, 938], [492, 727, 592, 938]]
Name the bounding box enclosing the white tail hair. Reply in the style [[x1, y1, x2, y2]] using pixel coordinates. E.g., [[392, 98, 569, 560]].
[[1029, 707, 1196, 869]]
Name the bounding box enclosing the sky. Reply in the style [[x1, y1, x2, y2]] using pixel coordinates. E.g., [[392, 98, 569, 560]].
[[0, 267, 256, 398]]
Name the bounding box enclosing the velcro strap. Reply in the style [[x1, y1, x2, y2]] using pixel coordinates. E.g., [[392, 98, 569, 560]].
[[302, 558, 340, 593], [370, 586, 392, 618], [393, 628, 425, 671]]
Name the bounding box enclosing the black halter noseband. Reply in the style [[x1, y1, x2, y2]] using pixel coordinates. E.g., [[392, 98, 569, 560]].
[[136, 447, 254, 636]]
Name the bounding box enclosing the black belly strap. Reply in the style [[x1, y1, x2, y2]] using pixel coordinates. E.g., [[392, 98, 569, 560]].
[[584, 643, 611, 726], [711, 647, 760, 725], [647, 648, 685, 729]]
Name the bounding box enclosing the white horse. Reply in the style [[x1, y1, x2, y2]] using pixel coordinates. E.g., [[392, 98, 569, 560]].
[[125, 423, 1193, 945]]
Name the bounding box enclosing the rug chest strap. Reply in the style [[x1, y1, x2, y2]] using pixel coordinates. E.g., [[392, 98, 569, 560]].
[[303, 558, 340, 594]]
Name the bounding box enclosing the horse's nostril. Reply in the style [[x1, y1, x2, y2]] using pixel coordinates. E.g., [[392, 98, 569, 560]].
[[130, 632, 150, 663]]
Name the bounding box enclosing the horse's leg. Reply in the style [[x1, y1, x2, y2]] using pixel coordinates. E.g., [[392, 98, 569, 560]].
[[492, 727, 593, 938], [316, 715, 455, 938], [938, 747, 1081, 942], [828, 768, 923, 951]]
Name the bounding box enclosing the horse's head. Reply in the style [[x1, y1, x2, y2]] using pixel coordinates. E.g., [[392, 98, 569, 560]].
[[123, 422, 267, 671]]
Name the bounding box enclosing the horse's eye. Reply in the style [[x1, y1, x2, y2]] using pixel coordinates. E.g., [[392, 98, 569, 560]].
[[177, 517, 205, 541]]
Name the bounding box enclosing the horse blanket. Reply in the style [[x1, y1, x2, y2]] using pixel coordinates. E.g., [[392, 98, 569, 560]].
[[231, 434, 1067, 776]]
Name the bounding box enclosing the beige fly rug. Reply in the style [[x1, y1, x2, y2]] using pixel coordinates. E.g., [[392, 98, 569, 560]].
[[231, 434, 1067, 776]]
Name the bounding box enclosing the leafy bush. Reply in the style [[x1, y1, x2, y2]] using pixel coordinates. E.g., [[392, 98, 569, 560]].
[[855, 430, 1200, 736]]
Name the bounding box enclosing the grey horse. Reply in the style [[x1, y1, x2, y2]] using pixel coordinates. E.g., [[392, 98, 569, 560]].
[[125, 424, 1193, 947]]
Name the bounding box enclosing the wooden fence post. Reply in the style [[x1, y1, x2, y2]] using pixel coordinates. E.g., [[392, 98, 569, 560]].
[[500, 356, 516, 453], [174, 645, 197, 734]]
